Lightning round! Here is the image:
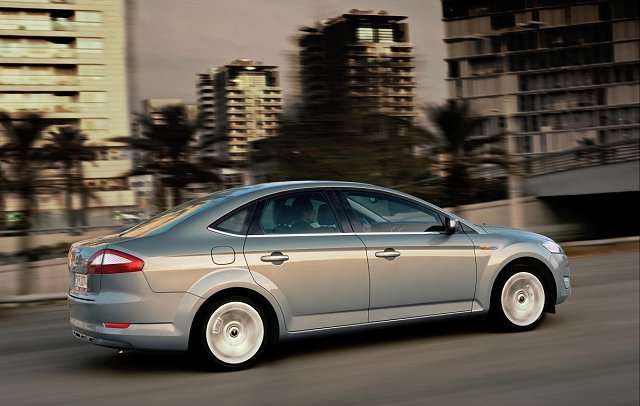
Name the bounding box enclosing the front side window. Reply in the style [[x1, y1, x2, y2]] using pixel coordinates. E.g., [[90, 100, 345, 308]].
[[256, 192, 339, 235], [343, 192, 443, 233]]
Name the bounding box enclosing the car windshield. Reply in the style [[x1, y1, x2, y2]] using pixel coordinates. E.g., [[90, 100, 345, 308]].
[[119, 189, 236, 238]]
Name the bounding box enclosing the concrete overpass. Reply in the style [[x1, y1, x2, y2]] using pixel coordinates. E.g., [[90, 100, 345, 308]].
[[521, 140, 639, 239], [523, 141, 639, 197]]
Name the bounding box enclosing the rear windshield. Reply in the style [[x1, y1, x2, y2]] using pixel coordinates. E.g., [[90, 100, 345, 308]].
[[120, 190, 235, 238]]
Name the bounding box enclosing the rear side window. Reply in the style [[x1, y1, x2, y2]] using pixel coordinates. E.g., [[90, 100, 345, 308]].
[[211, 204, 256, 236], [255, 192, 340, 235], [120, 198, 210, 238]]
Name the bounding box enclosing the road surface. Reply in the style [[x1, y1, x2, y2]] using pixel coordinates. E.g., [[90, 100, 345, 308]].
[[1, 250, 638, 405]]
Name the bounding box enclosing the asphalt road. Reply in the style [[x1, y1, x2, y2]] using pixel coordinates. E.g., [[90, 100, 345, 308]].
[[1, 251, 638, 406]]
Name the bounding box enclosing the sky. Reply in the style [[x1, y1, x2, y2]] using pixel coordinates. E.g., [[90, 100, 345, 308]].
[[131, 0, 447, 111]]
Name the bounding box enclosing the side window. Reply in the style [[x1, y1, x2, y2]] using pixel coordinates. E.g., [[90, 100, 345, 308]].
[[258, 192, 340, 234], [343, 192, 443, 233], [210, 204, 256, 236]]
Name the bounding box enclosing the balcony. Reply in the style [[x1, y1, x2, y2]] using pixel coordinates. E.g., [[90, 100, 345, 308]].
[[0, 46, 75, 59], [0, 102, 105, 116], [0, 75, 79, 86], [0, 19, 75, 32]]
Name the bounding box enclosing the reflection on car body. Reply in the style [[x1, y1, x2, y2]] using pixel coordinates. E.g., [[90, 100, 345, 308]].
[[68, 181, 571, 369]]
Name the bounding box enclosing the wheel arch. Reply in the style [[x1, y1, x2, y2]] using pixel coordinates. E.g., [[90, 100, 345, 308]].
[[492, 256, 557, 314], [188, 287, 282, 351]]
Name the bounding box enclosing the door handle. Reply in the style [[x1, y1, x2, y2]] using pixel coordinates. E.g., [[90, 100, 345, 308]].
[[375, 249, 401, 259], [260, 252, 289, 263]]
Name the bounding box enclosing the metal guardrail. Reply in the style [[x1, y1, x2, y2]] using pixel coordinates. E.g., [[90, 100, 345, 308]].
[[523, 140, 640, 177]]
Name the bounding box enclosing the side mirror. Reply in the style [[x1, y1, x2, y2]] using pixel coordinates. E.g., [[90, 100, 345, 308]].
[[445, 217, 458, 235]]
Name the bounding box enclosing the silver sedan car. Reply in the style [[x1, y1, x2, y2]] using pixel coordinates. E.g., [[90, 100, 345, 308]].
[[68, 181, 571, 369]]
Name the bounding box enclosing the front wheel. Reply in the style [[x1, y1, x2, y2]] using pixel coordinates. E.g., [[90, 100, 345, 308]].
[[491, 266, 547, 331], [197, 297, 268, 370]]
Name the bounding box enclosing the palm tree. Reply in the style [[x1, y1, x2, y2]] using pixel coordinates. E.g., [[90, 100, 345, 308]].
[[43, 126, 97, 228], [114, 105, 226, 211], [0, 112, 48, 230], [254, 110, 434, 190], [0, 145, 9, 230], [429, 102, 510, 206], [0, 111, 48, 295]]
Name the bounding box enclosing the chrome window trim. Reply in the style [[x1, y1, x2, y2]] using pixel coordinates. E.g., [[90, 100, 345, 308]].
[[207, 227, 246, 238], [246, 232, 356, 238], [356, 231, 444, 236], [243, 231, 446, 238]]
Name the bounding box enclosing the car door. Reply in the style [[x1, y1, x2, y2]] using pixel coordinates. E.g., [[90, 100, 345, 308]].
[[243, 190, 370, 332], [338, 190, 477, 322]]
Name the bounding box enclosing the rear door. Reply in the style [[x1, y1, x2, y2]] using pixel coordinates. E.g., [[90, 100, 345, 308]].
[[243, 190, 370, 332]]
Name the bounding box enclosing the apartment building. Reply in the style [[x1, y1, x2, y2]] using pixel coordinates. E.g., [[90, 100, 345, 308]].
[[299, 9, 417, 122], [0, 0, 134, 221], [442, 0, 639, 156], [197, 59, 283, 177]]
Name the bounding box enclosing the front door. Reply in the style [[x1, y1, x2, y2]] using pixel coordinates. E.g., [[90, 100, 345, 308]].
[[339, 190, 477, 322]]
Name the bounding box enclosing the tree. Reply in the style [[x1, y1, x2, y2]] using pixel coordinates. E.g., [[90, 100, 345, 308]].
[[0, 111, 49, 295], [43, 126, 97, 228], [254, 110, 434, 191], [0, 112, 48, 230], [0, 142, 9, 230], [114, 105, 226, 210], [428, 102, 510, 206]]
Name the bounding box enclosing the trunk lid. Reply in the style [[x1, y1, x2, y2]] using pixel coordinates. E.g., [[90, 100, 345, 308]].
[[67, 233, 135, 298]]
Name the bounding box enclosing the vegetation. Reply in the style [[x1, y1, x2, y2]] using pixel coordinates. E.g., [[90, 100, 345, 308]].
[[113, 105, 227, 210], [0, 112, 50, 294], [428, 102, 510, 206], [254, 110, 435, 193], [43, 126, 97, 228], [0, 112, 49, 230]]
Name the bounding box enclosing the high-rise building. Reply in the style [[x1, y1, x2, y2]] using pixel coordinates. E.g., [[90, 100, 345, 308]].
[[197, 59, 283, 169], [298, 9, 417, 122], [0, 0, 134, 222], [442, 0, 639, 156]]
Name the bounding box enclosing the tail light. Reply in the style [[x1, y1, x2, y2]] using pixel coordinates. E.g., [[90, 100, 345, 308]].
[[88, 249, 144, 274]]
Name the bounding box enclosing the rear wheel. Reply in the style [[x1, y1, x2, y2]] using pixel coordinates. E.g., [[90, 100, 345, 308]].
[[491, 266, 547, 331], [197, 296, 268, 370]]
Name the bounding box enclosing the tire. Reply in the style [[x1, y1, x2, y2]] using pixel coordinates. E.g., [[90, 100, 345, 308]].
[[196, 296, 269, 370], [490, 265, 547, 332]]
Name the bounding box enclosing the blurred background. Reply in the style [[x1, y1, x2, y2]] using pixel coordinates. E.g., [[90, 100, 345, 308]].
[[0, 1, 637, 404], [0, 0, 638, 290]]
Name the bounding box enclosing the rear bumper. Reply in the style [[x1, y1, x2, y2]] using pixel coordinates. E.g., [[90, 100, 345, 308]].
[[68, 291, 204, 351]]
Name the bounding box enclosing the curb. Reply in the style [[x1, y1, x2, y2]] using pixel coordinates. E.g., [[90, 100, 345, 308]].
[[1, 236, 638, 305]]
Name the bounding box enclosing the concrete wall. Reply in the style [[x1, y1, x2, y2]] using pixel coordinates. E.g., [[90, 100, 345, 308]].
[[0, 227, 120, 255], [451, 197, 588, 240], [0, 258, 68, 297]]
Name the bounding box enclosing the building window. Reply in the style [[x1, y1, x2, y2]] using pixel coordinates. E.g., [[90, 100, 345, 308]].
[[448, 61, 460, 78], [517, 136, 532, 153], [75, 11, 103, 23], [357, 26, 374, 41], [539, 134, 547, 153]]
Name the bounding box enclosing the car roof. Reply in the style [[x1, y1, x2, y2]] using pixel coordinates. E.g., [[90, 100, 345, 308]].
[[206, 180, 410, 206], [213, 180, 387, 198]]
